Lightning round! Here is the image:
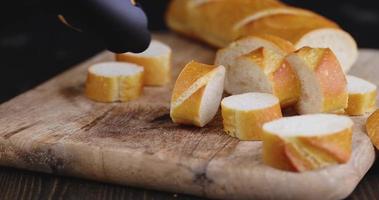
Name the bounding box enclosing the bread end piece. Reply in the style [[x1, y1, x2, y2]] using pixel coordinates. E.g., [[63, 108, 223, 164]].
[[170, 61, 225, 127], [85, 62, 144, 103], [221, 93, 282, 140]]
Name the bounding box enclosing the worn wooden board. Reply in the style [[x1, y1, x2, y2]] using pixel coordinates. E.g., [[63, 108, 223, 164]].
[[0, 33, 376, 200]]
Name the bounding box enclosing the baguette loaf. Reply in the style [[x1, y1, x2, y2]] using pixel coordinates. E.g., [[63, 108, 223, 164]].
[[345, 75, 377, 116], [85, 62, 144, 102], [116, 40, 172, 86], [366, 109, 379, 150], [285, 47, 348, 114], [228, 47, 300, 107], [221, 93, 282, 140], [263, 114, 353, 172], [166, 0, 358, 72], [170, 61, 225, 127]]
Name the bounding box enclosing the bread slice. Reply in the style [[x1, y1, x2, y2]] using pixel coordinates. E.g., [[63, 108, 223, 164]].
[[345, 75, 377, 116], [116, 40, 172, 86], [263, 114, 353, 172], [221, 93, 282, 140], [85, 62, 144, 102], [215, 34, 295, 94], [170, 61, 225, 127], [366, 109, 379, 150], [229, 47, 300, 107], [241, 14, 358, 72], [285, 47, 348, 114]]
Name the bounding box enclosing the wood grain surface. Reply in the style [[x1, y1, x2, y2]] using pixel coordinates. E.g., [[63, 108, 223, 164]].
[[0, 33, 376, 200]]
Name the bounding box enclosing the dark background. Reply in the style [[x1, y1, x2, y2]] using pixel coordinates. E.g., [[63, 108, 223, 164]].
[[0, 0, 378, 103]]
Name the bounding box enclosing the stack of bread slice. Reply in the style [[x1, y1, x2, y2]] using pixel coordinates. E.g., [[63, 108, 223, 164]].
[[167, 0, 358, 72], [86, 40, 172, 103]]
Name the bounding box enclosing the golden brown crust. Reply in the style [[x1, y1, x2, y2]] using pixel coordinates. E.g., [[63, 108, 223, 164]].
[[171, 61, 216, 103], [240, 13, 338, 46], [187, 0, 285, 47], [314, 49, 348, 112], [263, 128, 352, 172]]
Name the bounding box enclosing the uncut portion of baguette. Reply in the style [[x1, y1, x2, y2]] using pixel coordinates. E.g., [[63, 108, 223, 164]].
[[116, 40, 172, 86], [367, 109, 379, 150], [222, 93, 282, 141], [346, 75, 377, 116], [185, 0, 285, 47], [85, 62, 144, 103], [166, 0, 358, 72], [215, 34, 295, 95], [286, 47, 348, 114], [229, 47, 300, 107], [263, 114, 353, 172], [170, 61, 225, 127]]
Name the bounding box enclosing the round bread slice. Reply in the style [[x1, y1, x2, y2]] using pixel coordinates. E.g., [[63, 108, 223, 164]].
[[85, 62, 144, 103], [285, 47, 348, 114], [345, 75, 377, 116], [240, 13, 358, 72], [116, 40, 172, 86], [366, 109, 379, 150], [170, 61, 225, 127], [229, 47, 300, 107], [221, 93, 282, 141], [263, 114, 353, 172], [215, 34, 295, 94]]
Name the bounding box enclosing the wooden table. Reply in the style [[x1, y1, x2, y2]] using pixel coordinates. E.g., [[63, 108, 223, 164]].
[[0, 160, 378, 200]]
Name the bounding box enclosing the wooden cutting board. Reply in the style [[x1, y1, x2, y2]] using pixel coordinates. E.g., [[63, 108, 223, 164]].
[[0, 33, 376, 200]]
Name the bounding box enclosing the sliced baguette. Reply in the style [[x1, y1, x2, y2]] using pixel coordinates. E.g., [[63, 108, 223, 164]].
[[366, 109, 379, 150], [170, 61, 225, 127], [229, 47, 300, 107], [116, 40, 172, 86], [285, 47, 348, 114], [85, 62, 144, 102], [263, 114, 353, 172], [346, 75, 377, 116], [215, 34, 295, 94], [221, 93, 282, 140], [166, 0, 358, 72]]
